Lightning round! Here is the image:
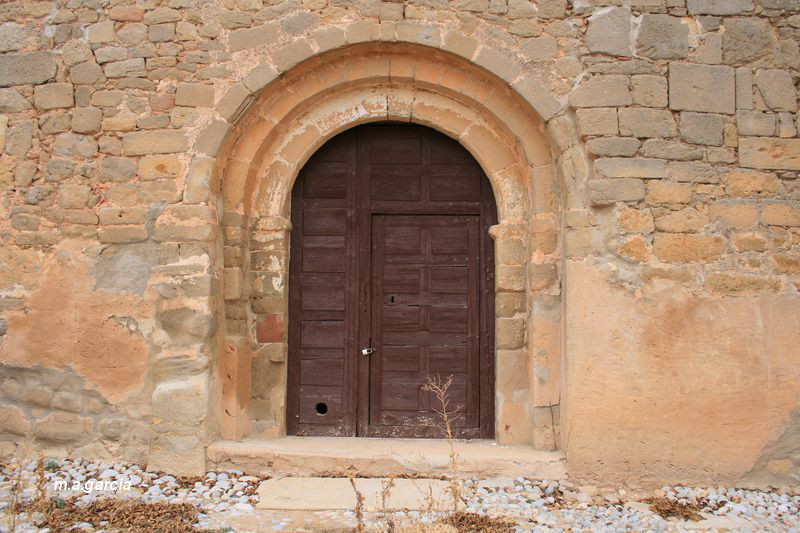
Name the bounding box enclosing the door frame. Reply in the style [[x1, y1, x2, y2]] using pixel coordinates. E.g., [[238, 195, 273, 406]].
[[288, 125, 497, 439]]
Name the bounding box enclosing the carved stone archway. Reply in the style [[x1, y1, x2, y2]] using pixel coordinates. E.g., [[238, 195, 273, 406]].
[[154, 35, 569, 473]]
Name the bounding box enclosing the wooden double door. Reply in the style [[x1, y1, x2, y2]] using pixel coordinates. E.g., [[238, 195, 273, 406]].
[[287, 125, 496, 439]]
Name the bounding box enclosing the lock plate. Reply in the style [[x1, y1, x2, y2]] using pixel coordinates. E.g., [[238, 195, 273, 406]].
[[361, 347, 374, 356]]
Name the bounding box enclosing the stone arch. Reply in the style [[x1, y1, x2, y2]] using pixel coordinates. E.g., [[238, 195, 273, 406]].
[[200, 37, 566, 450]]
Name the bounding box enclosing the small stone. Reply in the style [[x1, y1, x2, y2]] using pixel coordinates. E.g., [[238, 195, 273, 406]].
[[103, 111, 137, 132], [53, 132, 98, 158], [109, 6, 145, 21], [0, 88, 31, 112], [653, 233, 725, 262], [14, 161, 37, 186], [99, 157, 137, 182], [570, 75, 633, 107], [646, 181, 693, 204], [630, 75, 667, 108], [176, 21, 198, 41], [5, 120, 33, 156], [71, 107, 103, 134], [118, 23, 147, 45], [149, 23, 176, 43], [576, 108, 618, 136], [104, 58, 145, 78], [139, 154, 183, 181], [640, 139, 704, 160], [679, 112, 726, 146], [722, 18, 776, 65], [0, 52, 57, 87], [596, 158, 668, 178], [229, 23, 279, 52], [62, 40, 94, 67], [506, 0, 534, 18], [618, 108, 677, 138], [586, 137, 641, 157], [688, 0, 754, 15], [739, 138, 800, 170], [123, 130, 188, 156], [0, 22, 37, 53], [87, 21, 115, 44], [283, 12, 317, 34], [736, 110, 777, 136], [91, 90, 124, 108], [175, 83, 215, 107], [669, 161, 719, 183], [509, 19, 542, 37], [754, 69, 797, 112], [636, 14, 689, 59], [589, 178, 646, 205], [585, 7, 632, 57], [95, 46, 128, 64], [70, 61, 107, 85], [58, 184, 91, 208], [669, 62, 735, 114], [520, 36, 557, 61]]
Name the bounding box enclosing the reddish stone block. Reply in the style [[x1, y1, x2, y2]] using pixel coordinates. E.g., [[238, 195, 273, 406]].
[[256, 314, 284, 343], [109, 6, 145, 21], [149, 94, 175, 113]]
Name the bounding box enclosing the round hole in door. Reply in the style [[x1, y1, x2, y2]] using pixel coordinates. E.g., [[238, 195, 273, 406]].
[[315, 402, 328, 415]]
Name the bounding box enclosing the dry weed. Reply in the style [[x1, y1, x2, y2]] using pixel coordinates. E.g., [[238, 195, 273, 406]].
[[643, 497, 703, 521], [437, 511, 516, 533], [18, 498, 200, 532], [422, 375, 461, 513], [350, 475, 366, 533]]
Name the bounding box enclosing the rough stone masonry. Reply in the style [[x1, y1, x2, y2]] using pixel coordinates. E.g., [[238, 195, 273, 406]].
[[0, 0, 798, 488]]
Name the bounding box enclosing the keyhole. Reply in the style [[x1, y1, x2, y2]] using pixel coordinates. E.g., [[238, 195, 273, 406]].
[[390, 295, 395, 304], [315, 402, 328, 415]]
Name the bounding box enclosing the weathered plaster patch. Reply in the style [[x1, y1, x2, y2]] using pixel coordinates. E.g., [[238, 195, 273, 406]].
[[93, 243, 158, 295], [0, 243, 151, 404], [0, 246, 44, 293], [565, 260, 800, 486], [743, 405, 800, 487]]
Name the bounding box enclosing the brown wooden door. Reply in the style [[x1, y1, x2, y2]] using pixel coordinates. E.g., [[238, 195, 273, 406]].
[[366, 215, 481, 437], [288, 125, 495, 439]]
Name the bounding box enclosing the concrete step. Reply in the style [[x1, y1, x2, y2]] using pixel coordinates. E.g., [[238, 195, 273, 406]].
[[207, 437, 566, 479]]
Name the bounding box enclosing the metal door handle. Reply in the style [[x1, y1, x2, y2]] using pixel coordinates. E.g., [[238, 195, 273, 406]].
[[361, 348, 374, 356]]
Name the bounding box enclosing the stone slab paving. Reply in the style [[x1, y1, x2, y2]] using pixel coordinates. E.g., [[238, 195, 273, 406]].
[[355, 478, 455, 512], [256, 477, 462, 512], [255, 477, 356, 510]]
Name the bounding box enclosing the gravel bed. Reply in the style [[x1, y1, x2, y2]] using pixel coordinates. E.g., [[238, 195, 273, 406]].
[[1, 458, 799, 532], [335, 478, 800, 532], [0, 457, 262, 531]]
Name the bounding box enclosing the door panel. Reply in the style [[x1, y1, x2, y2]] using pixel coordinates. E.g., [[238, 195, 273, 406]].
[[287, 133, 356, 436], [367, 215, 481, 437], [287, 125, 495, 438]]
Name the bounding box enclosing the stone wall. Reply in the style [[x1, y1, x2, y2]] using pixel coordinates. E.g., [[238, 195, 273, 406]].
[[0, 0, 798, 486]]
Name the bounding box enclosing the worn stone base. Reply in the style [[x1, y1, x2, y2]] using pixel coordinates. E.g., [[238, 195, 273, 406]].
[[206, 437, 566, 480], [256, 477, 464, 511]]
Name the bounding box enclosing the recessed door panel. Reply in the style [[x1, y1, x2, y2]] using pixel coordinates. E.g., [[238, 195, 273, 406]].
[[366, 215, 481, 437]]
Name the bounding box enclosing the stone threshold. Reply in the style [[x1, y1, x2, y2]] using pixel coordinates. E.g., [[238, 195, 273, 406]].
[[254, 476, 463, 511], [206, 437, 566, 480]]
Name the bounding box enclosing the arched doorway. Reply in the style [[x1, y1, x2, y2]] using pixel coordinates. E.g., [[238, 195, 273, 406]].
[[205, 41, 564, 455], [287, 124, 497, 439]]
